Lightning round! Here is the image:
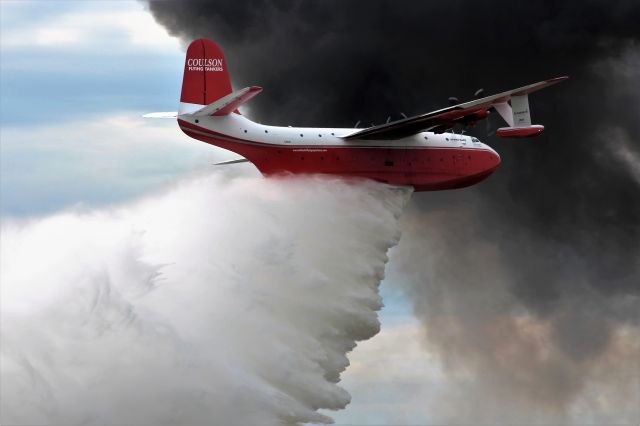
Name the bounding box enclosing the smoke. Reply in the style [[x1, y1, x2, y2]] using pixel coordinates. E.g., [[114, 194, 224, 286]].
[[0, 172, 411, 425], [390, 203, 640, 424], [143, 1, 640, 422]]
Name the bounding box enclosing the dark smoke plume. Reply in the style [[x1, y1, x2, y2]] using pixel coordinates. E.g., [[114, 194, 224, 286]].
[[145, 1, 640, 422]]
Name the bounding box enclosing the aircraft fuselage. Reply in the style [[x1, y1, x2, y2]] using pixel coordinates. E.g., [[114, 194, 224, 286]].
[[178, 113, 501, 191]]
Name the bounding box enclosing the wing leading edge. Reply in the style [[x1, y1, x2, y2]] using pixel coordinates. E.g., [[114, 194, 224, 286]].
[[342, 76, 568, 140]]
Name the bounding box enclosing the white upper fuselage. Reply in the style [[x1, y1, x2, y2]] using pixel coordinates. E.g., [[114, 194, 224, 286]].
[[179, 110, 497, 155]]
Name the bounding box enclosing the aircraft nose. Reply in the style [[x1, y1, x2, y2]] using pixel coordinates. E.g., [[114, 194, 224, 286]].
[[484, 145, 501, 171], [490, 149, 501, 168]]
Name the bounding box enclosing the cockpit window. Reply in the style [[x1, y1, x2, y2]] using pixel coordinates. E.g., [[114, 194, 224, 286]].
[[472, 137, 480, 142]]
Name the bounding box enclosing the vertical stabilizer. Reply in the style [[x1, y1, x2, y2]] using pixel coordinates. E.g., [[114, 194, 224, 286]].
[[179, 39, 233, 115]]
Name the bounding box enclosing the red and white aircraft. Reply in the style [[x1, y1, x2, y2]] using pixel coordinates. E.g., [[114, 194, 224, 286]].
[[146, 38, 567, 191]]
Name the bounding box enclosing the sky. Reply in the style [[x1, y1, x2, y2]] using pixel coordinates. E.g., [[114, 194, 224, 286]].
[[1, 1, 639, 425], [0, 0, 222, 216]]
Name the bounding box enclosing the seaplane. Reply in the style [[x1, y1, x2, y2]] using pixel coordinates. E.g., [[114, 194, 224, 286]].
[[145, 38, 567, 191]]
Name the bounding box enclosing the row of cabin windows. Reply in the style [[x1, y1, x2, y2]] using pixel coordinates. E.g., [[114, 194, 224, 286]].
[[194, 121, 473, 144], [242, 130, 337, 137]]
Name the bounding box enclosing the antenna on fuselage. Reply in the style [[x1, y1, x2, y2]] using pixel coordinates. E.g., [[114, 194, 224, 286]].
[[354, 120, 361, 128]]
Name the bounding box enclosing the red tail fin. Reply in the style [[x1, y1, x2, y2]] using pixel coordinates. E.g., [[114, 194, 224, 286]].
[[179, 39, 233, 114]]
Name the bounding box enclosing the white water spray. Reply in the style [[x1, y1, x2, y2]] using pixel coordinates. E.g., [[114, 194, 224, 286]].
[[1, 172, 411, 425]]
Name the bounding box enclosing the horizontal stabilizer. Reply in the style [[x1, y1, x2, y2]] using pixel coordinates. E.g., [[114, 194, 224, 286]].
[[143, 112, 178, 119], [193, 86, 263, 117], [213, 158, 250, 166]]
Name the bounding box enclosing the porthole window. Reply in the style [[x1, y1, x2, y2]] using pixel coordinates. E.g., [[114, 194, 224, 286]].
[[195, 119, 199, 124], [446, 138, 449, 141], [265, 130, 268, 133], [331, 133, 335, 136], [244, 130, 247, 133], [318, 134, 322, 137], [424, 136, 428, 140], [300, 134, 304, 137]]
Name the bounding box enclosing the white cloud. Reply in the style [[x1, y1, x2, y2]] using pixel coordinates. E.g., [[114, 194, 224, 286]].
[[346, 319, 442, 382], [0, 1, 179, 51], [1, 112, 248, 214], [1, 112, 228, 165], [328, 319, 443, 425]]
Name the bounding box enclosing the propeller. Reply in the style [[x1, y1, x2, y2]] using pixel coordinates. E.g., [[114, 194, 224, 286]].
[[449, 88, 484, 105], [446, 88, 489, 134]]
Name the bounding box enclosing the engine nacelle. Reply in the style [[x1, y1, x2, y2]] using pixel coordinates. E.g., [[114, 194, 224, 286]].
[[462, 109, 490, 127], [474, 109, 490, 121], [496, 124, 544, 138]]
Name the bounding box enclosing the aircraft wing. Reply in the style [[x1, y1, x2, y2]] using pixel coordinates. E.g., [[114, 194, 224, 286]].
[[342, 76, 568, 140]]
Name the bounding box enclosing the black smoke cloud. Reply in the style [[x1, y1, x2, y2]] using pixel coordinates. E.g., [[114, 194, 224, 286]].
[[146, 0, 640, 421]]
